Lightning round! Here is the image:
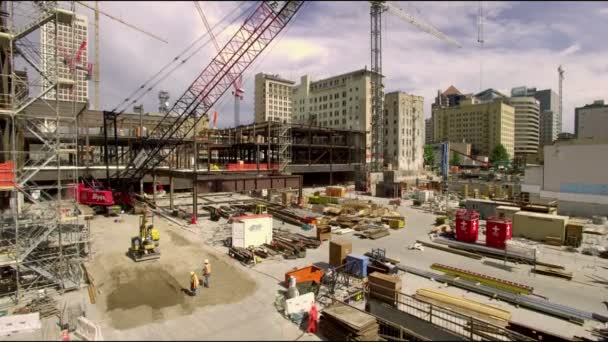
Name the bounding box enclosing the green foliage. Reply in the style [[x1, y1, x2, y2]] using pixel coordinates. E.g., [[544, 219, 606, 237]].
[[424, 145, 435, 167], [490, 144, 510, 164], [450, 153, 461, 166]]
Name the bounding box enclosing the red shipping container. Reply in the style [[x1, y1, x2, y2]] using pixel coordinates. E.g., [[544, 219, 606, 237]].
[[455, 210, 479, 243], [485, 216, 512, 249]]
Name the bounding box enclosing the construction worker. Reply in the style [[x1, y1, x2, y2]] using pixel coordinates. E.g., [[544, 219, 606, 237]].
[[190, 271, 199, 296], [202, 259, 211, 288]]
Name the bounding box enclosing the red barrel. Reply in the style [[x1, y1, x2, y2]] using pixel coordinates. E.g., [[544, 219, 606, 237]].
[[485, 216, 512, 249], [455, 210, 479, 243]]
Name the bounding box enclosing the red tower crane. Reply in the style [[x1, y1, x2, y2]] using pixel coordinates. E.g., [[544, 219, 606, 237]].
[[107, 1, 303, 197]]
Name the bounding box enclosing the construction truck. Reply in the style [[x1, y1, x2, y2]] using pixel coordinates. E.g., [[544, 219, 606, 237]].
[[128, 206, 160, 262]]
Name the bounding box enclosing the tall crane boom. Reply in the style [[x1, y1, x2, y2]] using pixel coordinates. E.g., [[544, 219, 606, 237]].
[[193, 1, 244, 126], [113, 1, 303, 186]]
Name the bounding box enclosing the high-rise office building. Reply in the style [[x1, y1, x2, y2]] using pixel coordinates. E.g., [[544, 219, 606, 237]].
[[383, 92, 424, 172], [512, 86, 560, 145], [425, 118, 433, 144], [508, 96, 540, 161], [254, 73, 295, 123], [41, 13, 89, 103], [432, 93, 515, 157]]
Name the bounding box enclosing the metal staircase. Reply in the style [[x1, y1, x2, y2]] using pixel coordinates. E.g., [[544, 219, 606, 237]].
[[274, 121, 292, 172]]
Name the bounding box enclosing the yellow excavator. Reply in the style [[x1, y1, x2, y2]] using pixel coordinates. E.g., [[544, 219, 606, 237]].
[[128, 205, 160, 262]]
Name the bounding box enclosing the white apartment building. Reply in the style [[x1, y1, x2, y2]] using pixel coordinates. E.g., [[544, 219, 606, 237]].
[[383, 92, 424, 172], [291, 69, 375, 162], [509, 96, 540, 159], [41, 13, 89, 103], [254, 73, 294, 123]]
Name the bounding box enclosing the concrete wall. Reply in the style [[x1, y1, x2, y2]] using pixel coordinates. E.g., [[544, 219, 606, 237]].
[[575, 102, 608, 140], [543, 142, 608, 194]]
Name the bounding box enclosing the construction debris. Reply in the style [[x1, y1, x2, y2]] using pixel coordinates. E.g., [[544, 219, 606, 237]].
[[13, 296, 58, 319]]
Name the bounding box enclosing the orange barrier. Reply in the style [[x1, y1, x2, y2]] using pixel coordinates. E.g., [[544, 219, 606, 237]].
[[226, 163, 279, 171], [0, 161, 15, 189]]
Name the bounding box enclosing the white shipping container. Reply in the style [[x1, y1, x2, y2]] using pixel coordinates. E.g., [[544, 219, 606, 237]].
[[231, 214, 273, 248]]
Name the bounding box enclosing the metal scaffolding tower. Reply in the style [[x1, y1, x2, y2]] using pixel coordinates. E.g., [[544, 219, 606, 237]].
[[274, 120, 292, 173], [0, 1, 88, 304]]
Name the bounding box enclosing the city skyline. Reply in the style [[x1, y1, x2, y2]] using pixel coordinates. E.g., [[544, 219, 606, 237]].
[[84, 1, 607, 132]]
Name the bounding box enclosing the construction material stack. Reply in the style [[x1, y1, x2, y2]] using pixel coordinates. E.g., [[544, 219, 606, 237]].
[[329, 239, 352, 267], [368, 272, 402, 306], [455, 209, 480, 243], [485, 216, 512, 249], [320, 303, 379, 341]]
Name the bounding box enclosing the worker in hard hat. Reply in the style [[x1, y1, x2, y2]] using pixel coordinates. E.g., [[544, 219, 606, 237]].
[[190, 271, 199, 296], [202, 259, 211, 288]]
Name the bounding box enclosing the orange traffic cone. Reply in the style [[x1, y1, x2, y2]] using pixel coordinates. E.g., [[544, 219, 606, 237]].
[[61, 329, 70, 341], [191, 214, 197, 225]]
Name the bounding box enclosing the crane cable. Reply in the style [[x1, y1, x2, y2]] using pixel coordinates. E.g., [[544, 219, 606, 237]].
[[109, 1, 258, 115]]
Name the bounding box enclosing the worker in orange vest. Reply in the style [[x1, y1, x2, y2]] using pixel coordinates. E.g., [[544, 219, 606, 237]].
[[202, 259, 211, 288], [190, 271, 199, 296]]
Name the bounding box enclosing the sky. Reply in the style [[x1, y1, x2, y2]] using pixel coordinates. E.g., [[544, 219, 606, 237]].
[[81, 1, 608, 132]]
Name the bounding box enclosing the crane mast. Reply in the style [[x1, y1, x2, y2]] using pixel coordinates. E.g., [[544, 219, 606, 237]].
[[111, 1, 303, 190], [368, 1, 461, 175]]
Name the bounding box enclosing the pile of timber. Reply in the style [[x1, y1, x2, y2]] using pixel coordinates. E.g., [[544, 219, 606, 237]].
[[274, 230, 321, 249], [14, 296, 58, 319], [228, 246, 255, 264], [360, 227, 390, 240], [320, 303, 380, 341], [416, 240, 483, 259]]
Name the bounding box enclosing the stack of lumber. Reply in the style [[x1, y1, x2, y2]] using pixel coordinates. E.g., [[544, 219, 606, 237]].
[[320, 303, 379, 341], [532, 265, 573, 280], [368, 272, 401, 305], [360, 227, 390, 240], [414, 288, 512, 327], [274, 230, 321, 249]]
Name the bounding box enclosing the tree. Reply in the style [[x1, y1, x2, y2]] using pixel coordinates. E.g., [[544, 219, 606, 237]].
[[450, 152, 461, 166], [490, 144, 510, 164], [423, 145, 435, 168]]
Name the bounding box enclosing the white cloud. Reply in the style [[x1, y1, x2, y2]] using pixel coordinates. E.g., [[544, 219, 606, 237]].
[[599, 7, 608, 15]]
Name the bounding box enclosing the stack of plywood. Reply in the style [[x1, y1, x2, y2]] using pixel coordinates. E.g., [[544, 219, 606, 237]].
[[368, 272, 401, 305], [329, 239, 352, 267], [320, 303, 379, 341]]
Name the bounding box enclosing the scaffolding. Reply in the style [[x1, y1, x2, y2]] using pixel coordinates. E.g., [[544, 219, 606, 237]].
[[0, 1, 88, 304]]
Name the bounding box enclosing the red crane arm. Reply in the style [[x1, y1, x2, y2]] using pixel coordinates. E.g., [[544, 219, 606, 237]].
[[115, 1, 303, 184]]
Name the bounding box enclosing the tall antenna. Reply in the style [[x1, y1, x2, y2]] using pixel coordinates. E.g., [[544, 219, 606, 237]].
[[558, 65, 564, 134], [477, 1, 484, 91]]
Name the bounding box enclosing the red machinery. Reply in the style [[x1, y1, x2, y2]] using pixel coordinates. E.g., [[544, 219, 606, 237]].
[[76, 182, 114, 206]]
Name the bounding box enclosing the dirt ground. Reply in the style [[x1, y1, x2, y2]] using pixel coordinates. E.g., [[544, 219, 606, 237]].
[[87, 213, 257, 330]]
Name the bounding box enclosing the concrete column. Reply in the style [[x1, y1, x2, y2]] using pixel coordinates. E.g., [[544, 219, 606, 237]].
[[140, 178, 144, 196], [267, 122, 271, 169], [329, 132, 333, 185], [207, 147, 211, 171]]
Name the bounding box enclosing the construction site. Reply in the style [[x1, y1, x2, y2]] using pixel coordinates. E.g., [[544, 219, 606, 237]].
[[1, 1, 608, 341]]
